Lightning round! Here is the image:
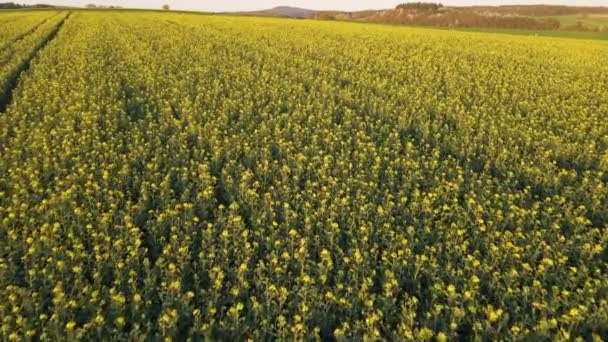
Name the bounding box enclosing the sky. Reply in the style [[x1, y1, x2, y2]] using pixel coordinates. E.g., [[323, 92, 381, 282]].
[[20, 0, 608, 12]]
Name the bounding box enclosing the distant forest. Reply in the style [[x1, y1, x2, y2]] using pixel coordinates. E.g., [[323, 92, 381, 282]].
[[0, 2, 55, 9], [465, 5, 608, 16], [396, 2, 444, 11]]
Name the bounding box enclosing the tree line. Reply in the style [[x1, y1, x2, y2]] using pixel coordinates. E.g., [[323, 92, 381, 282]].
[[396, 3, 444, 11], [0, 2, 55, 9]]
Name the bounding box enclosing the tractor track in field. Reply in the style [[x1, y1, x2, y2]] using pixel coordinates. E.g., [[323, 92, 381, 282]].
[[0, 11, 71, 113], [0, 12, 62, 53]]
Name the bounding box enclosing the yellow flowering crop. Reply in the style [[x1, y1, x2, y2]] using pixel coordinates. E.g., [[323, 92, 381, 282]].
[[0, 8, 607, 341]]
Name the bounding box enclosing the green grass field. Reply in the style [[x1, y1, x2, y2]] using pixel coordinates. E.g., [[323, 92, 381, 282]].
[[453, 26, 608, 41], [447, 13, 608, 41], [553, 14, 608, 27], [0, 9, 607, 341]]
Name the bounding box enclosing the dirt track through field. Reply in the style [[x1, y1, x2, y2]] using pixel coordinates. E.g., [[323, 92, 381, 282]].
[[0, 12, 61, 52], [0, 11, 71, 113]]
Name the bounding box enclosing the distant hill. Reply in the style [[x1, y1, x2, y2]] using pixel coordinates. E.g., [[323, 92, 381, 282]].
[[236, 6, 317, 19], [264, 6, 316, 18]]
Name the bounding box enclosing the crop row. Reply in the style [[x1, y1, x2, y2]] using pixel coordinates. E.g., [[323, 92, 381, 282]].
[[0, 11, 67, 109], [0, 11, 57, 48]]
